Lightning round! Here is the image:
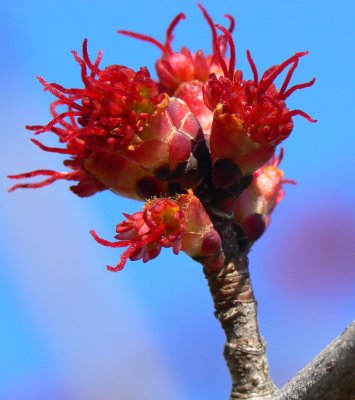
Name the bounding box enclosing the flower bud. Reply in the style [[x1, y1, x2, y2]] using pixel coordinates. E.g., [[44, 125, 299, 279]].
[[233, 149, 295, 242], [125, 97, 205, 186], [174, 80, 213, 143]]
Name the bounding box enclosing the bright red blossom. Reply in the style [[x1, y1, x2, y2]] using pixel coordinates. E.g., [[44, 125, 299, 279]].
[[91, 191, 224, 272], [119, 4, 233, 92], [205, 26, 316, 175], [91, 198, 185, 271], [9, 40, 167, 197], [119, 4, 234, 139], [9, 40, 208, 200]]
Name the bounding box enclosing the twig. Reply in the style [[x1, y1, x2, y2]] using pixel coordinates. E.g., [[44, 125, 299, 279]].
[[272, 321, 355, 400], [204, 215, 277, 399]]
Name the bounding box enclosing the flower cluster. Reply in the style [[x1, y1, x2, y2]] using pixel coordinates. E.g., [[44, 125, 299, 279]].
[[9, 5, 316, 272]]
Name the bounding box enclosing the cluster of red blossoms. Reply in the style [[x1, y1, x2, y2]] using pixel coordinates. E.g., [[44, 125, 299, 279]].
[[9, 5, 315, 271]]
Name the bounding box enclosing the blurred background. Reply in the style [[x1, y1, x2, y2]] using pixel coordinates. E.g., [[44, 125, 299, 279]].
[[1, 0, 354, 399]]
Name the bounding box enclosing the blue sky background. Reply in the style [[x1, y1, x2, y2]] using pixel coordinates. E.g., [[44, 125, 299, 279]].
[[1, 1, 354, 399]]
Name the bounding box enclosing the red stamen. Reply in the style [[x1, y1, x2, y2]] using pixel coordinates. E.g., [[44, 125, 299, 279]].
[[107, 235, 158, 270], [278, 58, 299, 97], [8, 169, 65, 179], [44, 82, 87, 96], [90, 229, 130, 248], [30, 138, 72, 154], [246, 50, 258, 85], [258, 51, 308, 92], [273, 147, 284, 167], [214, 35, 229, 77], [68, 107, 79, 129], [95, 228, 163, 272], [72, 50, 92, 87], [281, 78, 316, 100], [216, 24, 236, 79], [82, 39, 101, 76], [118, 30, 166, 52], [8, 179, 60, 191], [282, 178, 297, 185], [50, 100, 79, 130], [37, 77, 84, 111], [71, 50, 87, 75], [8, 170, 69, 192], [286, 109, 317, 123], [26, 124, 45, 131], [198, 3, 217, 46], [106, 255, 128, 272], [93, 50, 103, 77], [27, 111, 82, 135], [224, 14, 236, 34], [165, 13, 186, 52]]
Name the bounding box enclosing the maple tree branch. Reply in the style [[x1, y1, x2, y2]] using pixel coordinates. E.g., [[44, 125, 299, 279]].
[[204, 223, 355, 400], [202, 212, 277, 399], [199, 194, 355, 399], [272, 321, 355, 400]]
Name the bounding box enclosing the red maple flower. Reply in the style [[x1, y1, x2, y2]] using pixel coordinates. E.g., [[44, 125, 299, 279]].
[[9, 38, 209, 199], [204, 25, 316, 176], [118, 4, 234, 139], [233, 148, 296, 242], [92, 198, 185, 271], [8, 39, 169, 199], [91, 191, 224, 272], [119, 4, 233, 92]]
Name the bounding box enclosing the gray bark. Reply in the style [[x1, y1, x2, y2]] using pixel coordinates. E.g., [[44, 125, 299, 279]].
[[205, 258, 277, 399], [203, 214, 277, 399], [273, 321, 355, 400]]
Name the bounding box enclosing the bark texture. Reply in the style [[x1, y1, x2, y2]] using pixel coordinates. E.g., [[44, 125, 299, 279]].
[[202, 210, 355, 400], [273, 321, 355, 400], [204, 215, 277, 399], [205, 260, 276, 399], [197, 178, 354, 400]]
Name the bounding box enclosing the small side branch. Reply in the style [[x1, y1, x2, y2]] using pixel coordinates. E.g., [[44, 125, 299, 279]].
[[272, 321, 355, 400]]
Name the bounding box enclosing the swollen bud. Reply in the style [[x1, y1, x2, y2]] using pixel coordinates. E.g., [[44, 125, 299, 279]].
[[233, 149, 295, 242], [130, 97, 205, 183], [179, 191, 225, 271]]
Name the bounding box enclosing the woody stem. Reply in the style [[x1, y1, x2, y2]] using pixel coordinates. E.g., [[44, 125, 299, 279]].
[[204, 215, 276, 399]]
